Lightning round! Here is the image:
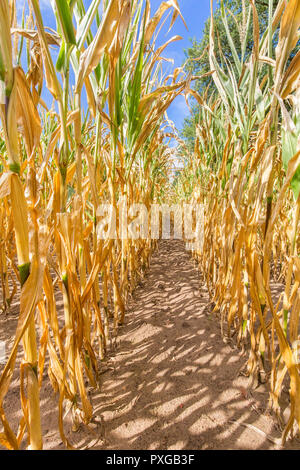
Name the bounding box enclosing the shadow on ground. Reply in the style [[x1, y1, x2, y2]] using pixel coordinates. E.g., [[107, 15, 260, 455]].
[[45, 239, 300, 450], [1, 240, 300, 450]]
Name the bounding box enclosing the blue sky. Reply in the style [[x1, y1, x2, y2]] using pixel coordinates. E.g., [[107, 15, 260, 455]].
[[150, 0, 212, 131], [17, 0, 213, 131]]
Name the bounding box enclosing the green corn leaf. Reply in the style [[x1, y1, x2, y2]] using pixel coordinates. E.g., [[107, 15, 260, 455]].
[[220, 0, 242, 75], [281, 108, 300, 200], [56, 41, 66, 71], [54, 0, 76, 45], [76, 0, 102, 50]]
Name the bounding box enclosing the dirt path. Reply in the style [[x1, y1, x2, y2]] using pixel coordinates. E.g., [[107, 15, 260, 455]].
[[43, 239, 299, 450], [2, 240, 300, 450]]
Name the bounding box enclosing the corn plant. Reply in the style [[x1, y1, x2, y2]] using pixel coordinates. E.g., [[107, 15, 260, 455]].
[[0, 0, 187, 449], [178, 0, 300, 444]]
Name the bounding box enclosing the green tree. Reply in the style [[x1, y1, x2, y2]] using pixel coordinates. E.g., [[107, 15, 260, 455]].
[[182, 0, 282, 150]]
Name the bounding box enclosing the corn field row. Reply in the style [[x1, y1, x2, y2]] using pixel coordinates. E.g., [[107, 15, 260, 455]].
[[176, 0, 300, 446], [0, 0, 189, 449], [0, 0, 300, 451]]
